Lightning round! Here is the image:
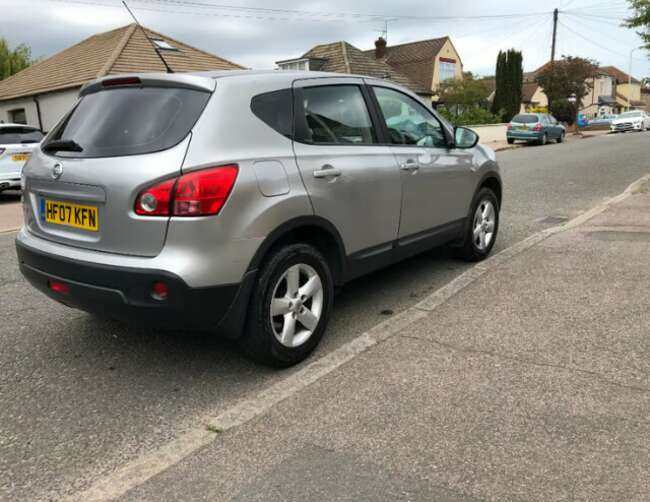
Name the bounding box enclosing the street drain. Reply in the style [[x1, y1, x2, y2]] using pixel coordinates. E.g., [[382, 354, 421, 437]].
[[538, 215, 570, 225]]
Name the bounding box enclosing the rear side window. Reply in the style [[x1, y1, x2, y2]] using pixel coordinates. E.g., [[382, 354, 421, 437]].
[[251, 89, 293, 138], [0, 127, 43, 144], [44, 87, 211, 158], [511, 114, 538, 124], [300, 85, 376, 145]]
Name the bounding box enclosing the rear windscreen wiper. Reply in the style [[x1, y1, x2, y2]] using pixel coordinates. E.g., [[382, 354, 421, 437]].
[[43, 139, 83, 153]]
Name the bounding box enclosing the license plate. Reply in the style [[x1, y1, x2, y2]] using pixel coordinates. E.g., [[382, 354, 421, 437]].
[[41, 199, 99, 232], [12, 153, 30, 162], [516, 125, 528, 131]]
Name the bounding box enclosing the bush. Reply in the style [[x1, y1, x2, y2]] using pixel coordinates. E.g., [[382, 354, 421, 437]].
[[438, 107, 502, 126], [549, 99, 578, 126]]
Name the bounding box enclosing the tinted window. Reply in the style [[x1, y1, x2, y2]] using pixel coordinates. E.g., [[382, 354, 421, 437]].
[[251, 89, 293, 138], [373, 86, 446, 148], [512, 114, 539, 124], [43, 86, 211, 158], [301, 85, 376, 144], [0, 127, 43, 144]]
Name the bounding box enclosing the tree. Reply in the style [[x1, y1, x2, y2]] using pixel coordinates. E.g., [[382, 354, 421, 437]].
[[438, 72, 491, 114], [0, 38, 34, 80], [625, 0, 650, 52], [491, 49, 523, 123], [536, 56, 598, 124]]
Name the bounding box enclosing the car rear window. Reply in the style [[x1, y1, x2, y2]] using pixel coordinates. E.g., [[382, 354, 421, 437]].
[[511, 114, 538, 124], [43, 86, 211, 158], [0, 127, 43, 144]]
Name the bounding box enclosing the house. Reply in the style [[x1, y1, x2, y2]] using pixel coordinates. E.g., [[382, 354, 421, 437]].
[[363, 36, 464, 100], [276, 40, 430, 97], [641, 86, 650, 112], [277, 36, 464, 103], [599, 66, 645, 111], [521, 81, 548, 112], [520, 63, 643, 117], [0, 24, 243, 131]]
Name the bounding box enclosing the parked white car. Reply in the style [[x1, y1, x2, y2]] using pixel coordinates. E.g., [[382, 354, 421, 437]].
[[610, 111, 650, 133], [0, 124, 44, 193]]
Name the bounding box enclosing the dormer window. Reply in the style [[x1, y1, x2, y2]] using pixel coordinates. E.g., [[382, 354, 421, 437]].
[[277, 58, 310, 71], [152, 39, 179, 51], [439, 57, 456, 81]]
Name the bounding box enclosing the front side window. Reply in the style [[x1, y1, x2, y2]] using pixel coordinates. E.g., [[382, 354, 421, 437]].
[[43, 86, 211, 158], [373, 86, 446, 148], [301, 85, 376, 145]]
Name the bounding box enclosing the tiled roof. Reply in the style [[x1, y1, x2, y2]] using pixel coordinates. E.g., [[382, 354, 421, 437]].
[[302, 41, 431, 95], [363, 37, 449, 91], [599, 66, 640, 85], [525, 62, 640, 85], [0, 24, 243, 101], [522, 81, 541, 102]]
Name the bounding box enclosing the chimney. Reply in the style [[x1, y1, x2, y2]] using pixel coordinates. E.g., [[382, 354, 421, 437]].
[[374, 37, 387, 59]]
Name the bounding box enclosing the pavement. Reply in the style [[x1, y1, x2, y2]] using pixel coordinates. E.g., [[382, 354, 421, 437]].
[[112, 175, 650, 502], [1, 130, 650, 501]]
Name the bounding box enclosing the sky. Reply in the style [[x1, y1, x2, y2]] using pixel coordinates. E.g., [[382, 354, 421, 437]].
[[2, 0, 649, 80]]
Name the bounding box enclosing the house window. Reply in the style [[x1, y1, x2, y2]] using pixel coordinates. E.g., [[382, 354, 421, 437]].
[[9, 108, 27, 124], [278, 59, 309, 71], [439, 58, 456, 82]]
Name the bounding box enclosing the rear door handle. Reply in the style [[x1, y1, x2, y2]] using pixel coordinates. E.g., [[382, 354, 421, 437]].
[[400, 159, 419, 172], [313, 165, 342, 179]]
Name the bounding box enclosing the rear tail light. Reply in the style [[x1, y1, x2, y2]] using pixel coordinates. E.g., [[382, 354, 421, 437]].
[[532, 123, 543, 132], [135, 178, 175, 216], [507, 124, 512, 130], [135, 165, 238, 217]]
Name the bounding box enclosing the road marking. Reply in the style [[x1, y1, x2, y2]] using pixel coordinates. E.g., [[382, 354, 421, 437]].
[[66, 173, 650, 502]]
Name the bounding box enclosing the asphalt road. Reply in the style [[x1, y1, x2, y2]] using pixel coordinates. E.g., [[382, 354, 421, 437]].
[[1, 131, 649, 501]]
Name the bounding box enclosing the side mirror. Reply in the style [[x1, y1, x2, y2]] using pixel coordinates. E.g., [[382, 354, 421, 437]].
[[454, 127, 479, 149]]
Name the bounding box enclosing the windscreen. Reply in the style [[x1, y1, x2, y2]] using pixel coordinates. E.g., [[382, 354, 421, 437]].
[[620, 112, 642, 118], [0, 127, 43, 144], [511, 114, 538, 124], [43, 86, 211, 158]]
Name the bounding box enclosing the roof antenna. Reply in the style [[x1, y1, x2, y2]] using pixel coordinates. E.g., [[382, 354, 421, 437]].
[[122, 0, 174, 73]]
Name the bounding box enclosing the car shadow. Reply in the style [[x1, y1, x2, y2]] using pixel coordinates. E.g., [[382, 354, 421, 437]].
[[0, 190, 21, 204]]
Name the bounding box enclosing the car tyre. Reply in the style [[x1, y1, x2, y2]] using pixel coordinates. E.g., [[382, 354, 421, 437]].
[[507, 138, 514, 145], [240, 243, 334, 367], [557, 131, 565, 143], [457, 187, 499, 262], [539, 133, 548, 146]]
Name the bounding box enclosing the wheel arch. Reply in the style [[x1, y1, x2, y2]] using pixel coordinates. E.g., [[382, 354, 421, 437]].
[[247, 216, 347, 286], [477, 171, 503, 209]]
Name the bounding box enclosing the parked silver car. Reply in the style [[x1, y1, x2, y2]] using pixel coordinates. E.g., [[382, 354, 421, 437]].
[[0, 124, 43, 193], [16, 71, 502, 366]]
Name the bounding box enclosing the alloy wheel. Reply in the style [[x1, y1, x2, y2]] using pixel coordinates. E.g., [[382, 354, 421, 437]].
[[270, 263, 324, 348], [473, 200, 496, 251]]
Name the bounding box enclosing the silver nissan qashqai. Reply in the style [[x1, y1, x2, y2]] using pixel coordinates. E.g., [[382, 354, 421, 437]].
[[16, 70, 502, 367]]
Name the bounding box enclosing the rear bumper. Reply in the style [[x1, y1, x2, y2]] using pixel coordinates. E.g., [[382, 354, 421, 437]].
[[16, 238, 256, 335], [0, 177, 21, 190], [506, 131, 544, 141]]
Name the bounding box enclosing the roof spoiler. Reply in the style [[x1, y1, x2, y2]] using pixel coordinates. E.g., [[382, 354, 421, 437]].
[[79, 73, 216, 97]]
